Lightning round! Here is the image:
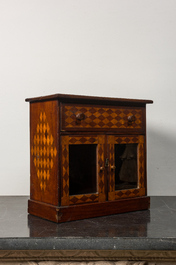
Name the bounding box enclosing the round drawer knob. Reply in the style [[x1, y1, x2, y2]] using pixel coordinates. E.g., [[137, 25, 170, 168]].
[[76, 113, 85, 121], [128, 115, 136, 123]]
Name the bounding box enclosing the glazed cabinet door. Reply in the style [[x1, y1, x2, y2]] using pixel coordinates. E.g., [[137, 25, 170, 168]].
[[107, 135, 146, 201], [61, 135, 106, 206]]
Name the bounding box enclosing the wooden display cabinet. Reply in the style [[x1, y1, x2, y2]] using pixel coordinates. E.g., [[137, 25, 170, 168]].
[[26, 94, 153, 223]]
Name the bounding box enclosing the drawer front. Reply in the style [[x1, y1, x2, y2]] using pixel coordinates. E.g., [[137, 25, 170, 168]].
[[61, 103, 144, 131]]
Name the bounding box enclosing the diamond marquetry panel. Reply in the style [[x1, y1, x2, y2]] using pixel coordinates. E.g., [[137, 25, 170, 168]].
[[138, 143, 145, 188], [97, 135, 105, 200], [61, 144, 69, 200], [98, 144, 105, 194], [114, 136, 139, 145], [115, 188, 140, 199], [31, 112, 57, 192], [109, 143, 115, 193], [63, 105, 143, 130], [68, 136, 98, 145], [69, 194, 98, 205]]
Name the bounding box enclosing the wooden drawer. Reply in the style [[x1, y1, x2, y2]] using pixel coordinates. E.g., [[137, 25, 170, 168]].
[[61, 103, 144, 131]]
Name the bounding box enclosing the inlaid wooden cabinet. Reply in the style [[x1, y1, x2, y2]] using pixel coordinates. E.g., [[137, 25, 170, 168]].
[[26, 94, 153, 223]]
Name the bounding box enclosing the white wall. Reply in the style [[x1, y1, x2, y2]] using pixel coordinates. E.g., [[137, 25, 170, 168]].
[[0, 0, 176, 195]]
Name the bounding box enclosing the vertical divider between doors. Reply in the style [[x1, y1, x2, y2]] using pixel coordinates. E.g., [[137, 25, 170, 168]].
[[61, 135, 70, 206], [104, 135, 108, 201], [97, 135, 106, 202], [107, 135, 115, 201]]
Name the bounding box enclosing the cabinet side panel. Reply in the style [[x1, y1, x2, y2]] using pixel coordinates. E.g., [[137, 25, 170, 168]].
[[30, 100, 58, 206]]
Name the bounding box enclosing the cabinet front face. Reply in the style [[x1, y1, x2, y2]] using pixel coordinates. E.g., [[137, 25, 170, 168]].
[[61, 135, 106, 206], [108, 135, 146, 201]]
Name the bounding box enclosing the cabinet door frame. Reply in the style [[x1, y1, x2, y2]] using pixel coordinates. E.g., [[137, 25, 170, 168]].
[[108, 135, 146, 201], [61, 135, 106, 206]]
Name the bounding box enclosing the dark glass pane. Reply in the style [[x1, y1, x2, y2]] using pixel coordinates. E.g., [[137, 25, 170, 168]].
[[115, 144, 138, 190], [69, 144, 97, 196]]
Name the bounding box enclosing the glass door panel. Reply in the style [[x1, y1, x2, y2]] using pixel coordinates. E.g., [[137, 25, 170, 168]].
[[69, 144, 97, 195], [115, 144, 138, 191]]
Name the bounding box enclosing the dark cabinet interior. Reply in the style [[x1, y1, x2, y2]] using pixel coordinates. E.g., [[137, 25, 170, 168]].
[[69, 144, 97, 196], [114, 143, 138, 191]]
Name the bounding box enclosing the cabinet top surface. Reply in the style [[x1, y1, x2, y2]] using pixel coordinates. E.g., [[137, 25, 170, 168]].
[[25, 93, 153, 106]]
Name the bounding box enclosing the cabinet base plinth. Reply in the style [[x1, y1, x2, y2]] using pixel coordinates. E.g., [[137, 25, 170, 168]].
[[28, 196, 150, 223]]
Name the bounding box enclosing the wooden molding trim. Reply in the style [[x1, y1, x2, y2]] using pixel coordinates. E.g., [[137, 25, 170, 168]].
[[0, 250, 176, 262]]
